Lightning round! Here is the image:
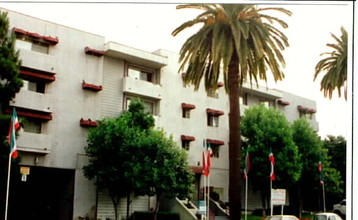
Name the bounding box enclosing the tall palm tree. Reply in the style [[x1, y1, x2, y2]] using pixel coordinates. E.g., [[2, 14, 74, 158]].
[[314, 26, 347, 100], [172, 4, 291, 219]]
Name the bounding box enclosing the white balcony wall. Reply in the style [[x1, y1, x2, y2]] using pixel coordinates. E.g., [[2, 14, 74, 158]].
[[12, 89, 52, 113], [123, 77, 162, 100], [18, 48, 57, 74], [17, 131, 51, 153]]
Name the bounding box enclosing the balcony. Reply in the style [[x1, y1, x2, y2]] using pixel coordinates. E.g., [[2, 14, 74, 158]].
[[11, 89, 52, 113], [17, 48, 57, 74], [104, 42, 168, 69], [123, 77, 162, 100], [17, 131, 51, 154]]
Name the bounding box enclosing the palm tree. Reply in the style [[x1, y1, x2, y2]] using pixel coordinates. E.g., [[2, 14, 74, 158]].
[[172, 4, 291, 219], [314, 26, 347, 100]]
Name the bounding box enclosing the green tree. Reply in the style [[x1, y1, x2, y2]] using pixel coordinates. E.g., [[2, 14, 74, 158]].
[[172, 5, 291, 219], [130, 130, 194, 214], [84, 99, 193, 220], [83, 99, 154, 220], [322, 135, 346, 204], [241, 104, 302, 213], [291, 119, 323, 216], [0, 10, 23, 106], [314, 27, 347, 100]]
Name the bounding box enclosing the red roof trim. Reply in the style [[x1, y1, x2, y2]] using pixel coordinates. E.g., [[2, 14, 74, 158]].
[[6, 108, 52, 121], [277, 99, 290, 106], [181, 135, 195, 141], [206, 139, 224, 146], [206, 108, 224, 116], [217, 82, 224, 87], [13, 27, 59, 45], [181, 103, 196, 110], [297, 105, 316, 113], [84, 46, 105, 57], [20, 67, 56, 82], [82, 81, 103, 91], [190, 166, 203, 174], [80, 118, 98, 127]]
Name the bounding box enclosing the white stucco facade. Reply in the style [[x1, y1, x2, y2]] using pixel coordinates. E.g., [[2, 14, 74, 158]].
[[1, 8, 319, 219]]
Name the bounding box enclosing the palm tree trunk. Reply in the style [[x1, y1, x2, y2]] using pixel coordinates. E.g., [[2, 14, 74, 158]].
[[228, 52, 242, 220]]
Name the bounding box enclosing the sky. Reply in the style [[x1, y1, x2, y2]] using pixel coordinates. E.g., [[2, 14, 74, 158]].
[[0, 1, 353, 139]]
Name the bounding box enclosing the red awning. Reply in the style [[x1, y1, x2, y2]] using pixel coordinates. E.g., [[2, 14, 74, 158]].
[[181, 103, 196, 110], [206, 139, 224, 146], [217, 82, 224, 87], [297, 105, 316, 113], [181, 135, 195, 141], [206, 108, 224, 116], [277, 99, 290, 106], [80, 118, 98, 127], [190, 166, 203, 174], [82, 81, 103, 91], [84, 46, 105, 57], [20, 67, 56, 82], [13, 27, 59, 45], [6, 108, 52, 121]]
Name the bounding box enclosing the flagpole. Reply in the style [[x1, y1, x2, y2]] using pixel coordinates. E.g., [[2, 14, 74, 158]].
[[270, 179, 273, 216], [322, 183, 326, 212], [245, 177, 248, 220], [5, 153, 12, 220], [207, 173, 210, 220]]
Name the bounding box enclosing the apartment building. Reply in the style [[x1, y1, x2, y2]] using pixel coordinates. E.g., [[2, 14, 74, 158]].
[[1, 8, 318, 219]]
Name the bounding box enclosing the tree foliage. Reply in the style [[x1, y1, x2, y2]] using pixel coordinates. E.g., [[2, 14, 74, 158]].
[[241, 104, 302, 210], [83, 99, 193, 219], [314, 26, 347, 99], [0, 10, 23, 106], [172, 5, 291, 219]]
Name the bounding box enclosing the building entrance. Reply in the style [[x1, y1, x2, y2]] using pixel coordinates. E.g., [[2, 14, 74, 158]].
[[7, 165, 74, 220]]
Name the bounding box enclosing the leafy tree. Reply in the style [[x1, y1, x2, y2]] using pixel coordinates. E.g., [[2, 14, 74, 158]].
[[322, 135, 346, 204], [83, 99, 193, 219], [0, 10, 23, 106], [83, 99, 154, 220], [129, 130, 194, 213], [241, 105, 301, 212], [172, 5, 291, 219], [314, 27, 347, 100], [291, 119, 323, 216]]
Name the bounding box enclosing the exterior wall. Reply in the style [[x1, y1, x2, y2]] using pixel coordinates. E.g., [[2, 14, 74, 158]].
[[3, 8, 320, 219], [4, 8, 105, 218]]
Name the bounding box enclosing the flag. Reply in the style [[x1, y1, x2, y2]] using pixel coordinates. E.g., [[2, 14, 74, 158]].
[[202, 140, 213, 177], [7, 108, 20, 159], [318, 160, 324, 185], [269, 149, 275, 181], [244, 147, 250, 179]]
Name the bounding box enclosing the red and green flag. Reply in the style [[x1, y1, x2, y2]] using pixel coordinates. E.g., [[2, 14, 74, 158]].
[[244, 147, 250, 179], [318, 159, 324, 185], [7, 108, 20, 159], [202, 140, 213, 177], [269, 148, 275, 181]]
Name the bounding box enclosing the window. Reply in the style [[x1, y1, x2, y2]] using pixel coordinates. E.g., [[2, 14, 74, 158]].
[[182, 140, 190, 151], [23, 118, 42, 134], [299, 112, 313, 120], [127, 66, 156, 83], [240, 93, 248, 105], [22, 80, 45, 93], [183, 109, 190, 118], [125, 97, 158, 115], [208, 115, 219, 127], [16, 38, 49, 54], [259, 99, 274, 108], [211, 144, 220, 158]]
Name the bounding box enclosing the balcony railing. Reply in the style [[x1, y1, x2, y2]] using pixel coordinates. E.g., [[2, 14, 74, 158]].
[[17, 131, 51, 154]]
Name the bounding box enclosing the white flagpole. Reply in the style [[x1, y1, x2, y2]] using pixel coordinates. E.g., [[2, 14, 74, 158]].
[[5, 153, 12, 220], [207, 174, 209, 220], [245, 177, 248, 220], [322, 183, 326, 212], [270, 180, 273, 216]]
